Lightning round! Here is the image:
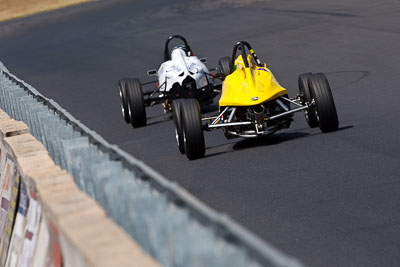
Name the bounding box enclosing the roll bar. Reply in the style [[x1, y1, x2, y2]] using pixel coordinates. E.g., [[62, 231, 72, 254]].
[[164, 35, 193, 61], [230, 41, 262, 74]]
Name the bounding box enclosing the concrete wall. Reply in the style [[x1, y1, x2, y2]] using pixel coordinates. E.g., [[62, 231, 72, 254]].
[[0, 109, 160, 267]]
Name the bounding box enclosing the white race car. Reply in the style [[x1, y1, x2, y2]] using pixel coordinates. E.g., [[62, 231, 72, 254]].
[[118, 35, 222, 127]]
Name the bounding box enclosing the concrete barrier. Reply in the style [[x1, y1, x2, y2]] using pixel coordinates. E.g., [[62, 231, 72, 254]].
[[0, 109, 160, 267]]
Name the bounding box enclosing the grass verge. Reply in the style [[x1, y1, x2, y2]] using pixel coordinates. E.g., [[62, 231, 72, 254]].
[[0, 0, 93, 22]]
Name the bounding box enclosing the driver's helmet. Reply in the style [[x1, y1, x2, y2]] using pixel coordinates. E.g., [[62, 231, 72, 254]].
[[172, 45, 190, 56]]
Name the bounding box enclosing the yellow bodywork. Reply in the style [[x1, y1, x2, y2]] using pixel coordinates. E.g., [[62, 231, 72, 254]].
[[219, 55, 288, 108]]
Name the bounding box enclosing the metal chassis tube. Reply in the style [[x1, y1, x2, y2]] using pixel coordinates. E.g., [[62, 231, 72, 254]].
[[205, 98, 309, 130], [269, 105, 308, 120]]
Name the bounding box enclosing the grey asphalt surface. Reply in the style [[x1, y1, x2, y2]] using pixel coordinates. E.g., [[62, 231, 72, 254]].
[[1, 0, 400, 266]]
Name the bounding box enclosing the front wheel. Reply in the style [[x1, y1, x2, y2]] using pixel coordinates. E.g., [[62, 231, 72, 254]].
[[172, 99, 185, 154], [180, 99, 205, 160], [308, 73, 339, 133], [118, 79, 130, 124], [218, 56, 231, 79], [298, 73, 318, 128], [126, 78, 147, 128]]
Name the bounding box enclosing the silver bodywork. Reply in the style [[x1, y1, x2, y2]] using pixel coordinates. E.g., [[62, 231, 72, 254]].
[[157, 48, 212, 97]]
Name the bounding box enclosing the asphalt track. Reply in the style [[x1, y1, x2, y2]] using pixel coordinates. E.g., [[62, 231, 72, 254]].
[[1, 0, 400, 266]]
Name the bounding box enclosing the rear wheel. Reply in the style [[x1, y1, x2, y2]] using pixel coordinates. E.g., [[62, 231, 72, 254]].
[[218, 56, 231, 79], [126, 78, 147, 127], [181, 99, 205, 160], [308, 73, 339, 132], [172, 99, 185, 154], [118, 79, 130, 123], [298, 73, 318, 128]]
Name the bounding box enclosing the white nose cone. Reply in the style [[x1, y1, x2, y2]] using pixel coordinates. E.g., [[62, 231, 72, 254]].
[[171, 48, 187, 59]]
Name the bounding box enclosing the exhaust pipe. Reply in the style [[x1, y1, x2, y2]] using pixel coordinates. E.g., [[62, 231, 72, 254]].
[[253, 105, 265, 130]]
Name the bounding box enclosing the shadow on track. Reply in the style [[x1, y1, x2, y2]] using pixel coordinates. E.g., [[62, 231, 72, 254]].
[[146, 113, 172, 126], [232, 131, 310, 151], [205, 131, 310, 158], [205, 125, 353, 158]]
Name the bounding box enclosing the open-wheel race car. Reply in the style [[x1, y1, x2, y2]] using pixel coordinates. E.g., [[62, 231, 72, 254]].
[[118, 35, 222, 127], [173, 41, 339, 160]]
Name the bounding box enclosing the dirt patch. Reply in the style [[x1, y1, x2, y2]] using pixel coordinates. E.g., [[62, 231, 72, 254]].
[[0, 0, 93, 22]]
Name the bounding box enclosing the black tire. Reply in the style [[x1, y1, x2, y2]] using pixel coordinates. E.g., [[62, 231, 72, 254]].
[[181, 99, 205, 160], [126, 78, 147, 127], [298, 73, 318, 128], [308, 73, 339, 133], [218, 56, 231, 78], [118, 79, 130, 124], [172, 99, 185, 154]]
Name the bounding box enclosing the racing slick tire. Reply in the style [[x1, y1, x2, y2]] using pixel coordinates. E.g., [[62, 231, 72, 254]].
[[126, 78, 147, 127], [118, 79, 130, 124], [298, 73, 318, 128], [172, 99, 185, 154], [181, 99, 205, 160], [218, 56, 232, 78], [308, 73, 339, 133]]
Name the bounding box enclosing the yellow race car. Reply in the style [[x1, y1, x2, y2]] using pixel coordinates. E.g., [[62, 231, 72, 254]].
[[173, 41, 339, 160]]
